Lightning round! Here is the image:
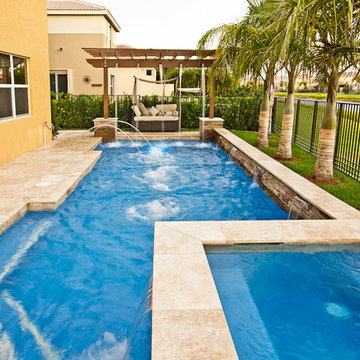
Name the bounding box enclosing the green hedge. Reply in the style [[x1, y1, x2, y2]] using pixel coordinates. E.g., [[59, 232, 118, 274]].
[[51, 93, 262, 131]]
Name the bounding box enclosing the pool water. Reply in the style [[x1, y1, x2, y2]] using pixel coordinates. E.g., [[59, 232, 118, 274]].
[[0, 140, 287, 359], [207, 249, 360, 360]]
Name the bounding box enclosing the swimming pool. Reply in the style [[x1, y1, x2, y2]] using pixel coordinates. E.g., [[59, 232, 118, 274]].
[[0, 140, 287, 359], [208, 247, 360, 360]]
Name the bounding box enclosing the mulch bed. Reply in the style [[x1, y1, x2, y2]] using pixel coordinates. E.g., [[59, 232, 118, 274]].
[[305, 176, 345, 185], [270, 155, 302, 162]]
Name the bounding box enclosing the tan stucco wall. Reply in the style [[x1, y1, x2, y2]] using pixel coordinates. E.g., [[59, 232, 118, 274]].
[[49, 33, 174, 96], [49, 33, 108, 95], [48, 15, 173, 96], [48, 15, 110, 37], [0, 0, 52, 165]]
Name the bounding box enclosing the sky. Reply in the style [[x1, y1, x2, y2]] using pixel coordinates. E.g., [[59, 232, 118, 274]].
[[94, 0, 248, 49]]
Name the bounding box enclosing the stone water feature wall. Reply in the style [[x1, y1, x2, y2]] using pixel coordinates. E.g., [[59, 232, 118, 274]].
[[214, 132, 330, 220]]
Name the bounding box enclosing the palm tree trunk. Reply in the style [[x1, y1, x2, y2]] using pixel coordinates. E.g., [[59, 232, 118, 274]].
[[256, 77, 270, 147], [268, 80, 275, 137], [277, 70, 296, 159], [313, 69, 339, 180]]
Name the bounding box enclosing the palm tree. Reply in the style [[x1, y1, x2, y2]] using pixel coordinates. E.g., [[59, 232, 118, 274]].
[[272, 0, 360, 179], [198, 0, 281, 148], [276, 37, 310, 159]]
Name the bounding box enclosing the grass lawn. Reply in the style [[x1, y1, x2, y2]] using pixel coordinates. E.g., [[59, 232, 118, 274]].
[[275, 92, 360, 103], [230, 130, 360, 211], [273, 99, 360, 165]]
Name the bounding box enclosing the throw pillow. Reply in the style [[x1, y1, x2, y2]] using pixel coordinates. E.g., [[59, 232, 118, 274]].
[[148, 106, 159, 116], [173, 110, 179, 116], [131, 105, 141, 116], [165, 111, 173, 116], [138, 103, 149, 116], [158, 109, 166, 116]]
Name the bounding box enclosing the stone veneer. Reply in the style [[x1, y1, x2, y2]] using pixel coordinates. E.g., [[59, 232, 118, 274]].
[[214, 128, 360, 220], [93, 118, 117, 142], [199, 117, 224, 141]]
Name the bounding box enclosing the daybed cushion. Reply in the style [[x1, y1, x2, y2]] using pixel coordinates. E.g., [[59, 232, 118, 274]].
[[131, 105, 141, 116], [138, 103, 149, 116], [156, 104, 177, 112], [148, 106, 159, 116]]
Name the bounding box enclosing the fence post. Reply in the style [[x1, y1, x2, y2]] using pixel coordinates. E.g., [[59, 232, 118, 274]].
[[272, 97, 277, 132], [310, 101, 318, 154], [334, 102, 343, 164], [293, 99, 301, 143]]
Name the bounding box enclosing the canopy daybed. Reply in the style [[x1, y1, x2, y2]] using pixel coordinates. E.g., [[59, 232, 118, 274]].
[[83, 48, 216, 132]]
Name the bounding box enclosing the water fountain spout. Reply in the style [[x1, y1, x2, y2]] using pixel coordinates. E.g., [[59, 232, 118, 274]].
[[123, 276, 153, 359], [89, 124, 154, 170], [116, 120, 152, 148], [288, 195, 308, 219], [253, 165, 261, 184]]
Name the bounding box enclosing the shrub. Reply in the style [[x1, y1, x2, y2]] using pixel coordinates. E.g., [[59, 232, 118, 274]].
[[51, 92, 262, 131], [343, 84, 350, 94]]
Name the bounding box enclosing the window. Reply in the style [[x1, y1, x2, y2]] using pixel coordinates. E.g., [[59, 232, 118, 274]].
[[0, 53, 30, 120], [146, 69, 152, 76], [50, 73, 68, 94]]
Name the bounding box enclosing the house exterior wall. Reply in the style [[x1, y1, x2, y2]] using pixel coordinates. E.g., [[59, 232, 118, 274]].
[[49, 33, 107, 95], [48, 15, 173, 96], [0, 0, 52, 165]]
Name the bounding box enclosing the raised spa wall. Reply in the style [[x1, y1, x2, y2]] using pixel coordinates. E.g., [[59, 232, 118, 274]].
[[199, 118, 360, 221], [215, 133, 328, 219]]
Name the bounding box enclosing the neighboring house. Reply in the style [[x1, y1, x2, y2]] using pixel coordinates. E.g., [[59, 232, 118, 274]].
[[47, 0, 173, 96], [0, 0, 52, 165]]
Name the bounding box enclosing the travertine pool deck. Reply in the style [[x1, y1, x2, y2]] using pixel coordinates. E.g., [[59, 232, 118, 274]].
[[0, 131, 101, 234]]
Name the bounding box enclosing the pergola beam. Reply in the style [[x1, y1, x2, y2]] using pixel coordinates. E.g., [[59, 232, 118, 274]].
[[83, 48, 216, 59], [86, 58, 215, 69]]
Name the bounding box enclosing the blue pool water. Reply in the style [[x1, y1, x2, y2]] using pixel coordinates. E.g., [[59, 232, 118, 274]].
[[0, 140, 287, 359], [208, 249, 360, 360]]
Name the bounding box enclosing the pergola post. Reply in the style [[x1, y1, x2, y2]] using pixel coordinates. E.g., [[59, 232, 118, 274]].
[[103, 66, 108, 119], [209, 75, 215, 119]]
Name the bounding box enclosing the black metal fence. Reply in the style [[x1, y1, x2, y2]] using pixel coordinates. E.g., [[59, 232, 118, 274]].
[[272, 97, 360, 181]]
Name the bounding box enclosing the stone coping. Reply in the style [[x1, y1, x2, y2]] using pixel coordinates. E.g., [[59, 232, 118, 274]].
[[0, 131, 102, 235], [152, 219, 360, 359], [215, 128, 360, 220]]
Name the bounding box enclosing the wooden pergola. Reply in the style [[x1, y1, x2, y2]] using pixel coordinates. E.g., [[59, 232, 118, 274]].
[[83, 48, 217, 120]]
